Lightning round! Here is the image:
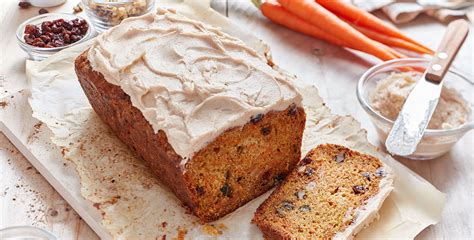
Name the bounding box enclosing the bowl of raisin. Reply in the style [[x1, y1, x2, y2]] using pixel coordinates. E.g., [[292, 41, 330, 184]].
[[16, 13, 93, 61]]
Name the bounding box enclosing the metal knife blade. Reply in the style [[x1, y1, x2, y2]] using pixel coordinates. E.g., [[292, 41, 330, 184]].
[[385, 75, 442, 156]]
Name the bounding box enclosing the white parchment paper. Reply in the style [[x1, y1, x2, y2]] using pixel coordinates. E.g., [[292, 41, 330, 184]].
[[25, 1, 445, 239]]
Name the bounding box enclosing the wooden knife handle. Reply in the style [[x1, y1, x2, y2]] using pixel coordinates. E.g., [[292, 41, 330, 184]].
[[425, 20, 470, 83]]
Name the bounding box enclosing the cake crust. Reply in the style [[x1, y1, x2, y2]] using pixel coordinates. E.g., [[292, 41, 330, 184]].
[[75, 51, 306, 222]]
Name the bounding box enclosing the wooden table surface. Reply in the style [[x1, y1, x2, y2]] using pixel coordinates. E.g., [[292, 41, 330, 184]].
[[1, 0, 472, 239]]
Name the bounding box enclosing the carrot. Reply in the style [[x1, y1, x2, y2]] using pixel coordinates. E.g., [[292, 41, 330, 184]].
[[382, 43, 407, 58], [257, 0, 347, 47], [315, 0, 433, 53], [277, 0, 397, 61], [352, 23, 434, 55]]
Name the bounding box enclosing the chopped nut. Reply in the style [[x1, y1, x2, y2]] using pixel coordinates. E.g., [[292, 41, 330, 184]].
[[361, 172, 371, 181], [261, 126, 271, 136], [295, 191, 306, 200], [297, 166, 306, 173], [73, 3, 83, 13], [305, 181, 316, 191], [85, 0, 150, 26], [352, 185, 366, 194], [282, 201, 295, 211], [220, 183, 232, 197], [299, 205, 311, 212], [374, 168, 386, 177], [250, 113, 263, 124], [276, 207, 286, 218], [335, 152, 345, 163]]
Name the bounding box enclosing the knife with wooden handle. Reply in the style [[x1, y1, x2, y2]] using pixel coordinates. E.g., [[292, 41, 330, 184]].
[[385, 19, 470, 156]]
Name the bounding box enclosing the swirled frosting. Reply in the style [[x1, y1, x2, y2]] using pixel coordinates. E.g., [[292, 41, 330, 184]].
[[87, 8, 302, 159]]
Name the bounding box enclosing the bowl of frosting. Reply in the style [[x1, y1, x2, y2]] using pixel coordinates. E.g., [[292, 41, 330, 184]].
[[357, 58, 473, 160]]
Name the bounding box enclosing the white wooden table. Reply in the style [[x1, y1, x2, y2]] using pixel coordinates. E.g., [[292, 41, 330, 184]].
[[1, 0, 472, 239]]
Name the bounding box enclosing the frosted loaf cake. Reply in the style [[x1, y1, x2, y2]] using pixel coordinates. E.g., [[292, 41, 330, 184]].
[[75, 8, 306, 221]]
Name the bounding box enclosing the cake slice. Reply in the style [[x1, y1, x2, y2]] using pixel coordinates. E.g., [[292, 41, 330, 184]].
[[253, 144, 394, 239], [75, 8, 306, 222]]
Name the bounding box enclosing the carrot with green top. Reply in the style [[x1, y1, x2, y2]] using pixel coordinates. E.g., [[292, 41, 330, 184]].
[[277, 0, 397, 61], [315, 0, 433, 54]]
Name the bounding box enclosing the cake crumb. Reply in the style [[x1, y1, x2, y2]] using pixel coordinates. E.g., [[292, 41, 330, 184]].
[[202, 224, 222, 236]]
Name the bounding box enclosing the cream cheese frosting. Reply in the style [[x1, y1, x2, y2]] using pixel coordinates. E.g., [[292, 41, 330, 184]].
[[87, 8, 302, 160]]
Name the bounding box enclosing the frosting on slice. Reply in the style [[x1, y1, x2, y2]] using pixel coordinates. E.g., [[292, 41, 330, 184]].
[[87, 8, 302, 159]]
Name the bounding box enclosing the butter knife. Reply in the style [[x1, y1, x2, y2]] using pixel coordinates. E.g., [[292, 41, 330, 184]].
[[385, 19, 470, 156]]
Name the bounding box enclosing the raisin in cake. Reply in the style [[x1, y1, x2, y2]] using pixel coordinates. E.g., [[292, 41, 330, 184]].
[[74, 8, 306, 222], [253, 144, 394, 239]]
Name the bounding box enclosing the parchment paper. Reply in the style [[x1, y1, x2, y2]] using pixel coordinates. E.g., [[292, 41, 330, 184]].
[[25, 1, 445, 239]]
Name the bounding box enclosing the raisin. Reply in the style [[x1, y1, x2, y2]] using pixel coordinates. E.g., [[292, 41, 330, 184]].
[[51, 25, 61, 34], [301, 157, 312, 165], [39, 8, 49, 14], [220, 183, 232, 197], [335, 152, 345, 163], [287, 104, 297, 116], [196, 186, 205, 196], [24, 25, 39, 35], [250, 113, 263, 124], [274, 173, 286, 183], [261, 126, 271, 136], [70, 35, 81, 43], [23, 17, 87, 48], [18, 2, 31, 9], [282, 201, 294, 210], [299, 205, 311, 212], [361, 172, 371, 181], [236, 145, 244, 154], [352, 185, 366, 194], [40, 35, 51, 43], [304, 167, 314, 176], [63, 21, 73, 31]]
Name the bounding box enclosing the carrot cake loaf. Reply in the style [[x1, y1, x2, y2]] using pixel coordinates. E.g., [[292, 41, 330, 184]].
[[75, 8, 306, 222]]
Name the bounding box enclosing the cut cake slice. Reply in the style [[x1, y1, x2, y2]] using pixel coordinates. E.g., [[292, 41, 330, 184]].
[[253, 144, 394, 239]]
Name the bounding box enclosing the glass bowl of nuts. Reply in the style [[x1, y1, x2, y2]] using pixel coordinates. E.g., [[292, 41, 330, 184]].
[[82, 0, 155, 33], [16, 13, 93, 61]]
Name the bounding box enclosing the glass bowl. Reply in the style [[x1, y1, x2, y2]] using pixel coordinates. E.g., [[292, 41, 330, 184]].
[[0, 226, 57, 240], [82, 0, 155, 33], [16, 13, 93, 61], [357, 58, 474, 160]]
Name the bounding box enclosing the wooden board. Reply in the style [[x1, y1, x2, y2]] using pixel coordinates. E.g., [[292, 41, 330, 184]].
[[1, 0, 473, 239]]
